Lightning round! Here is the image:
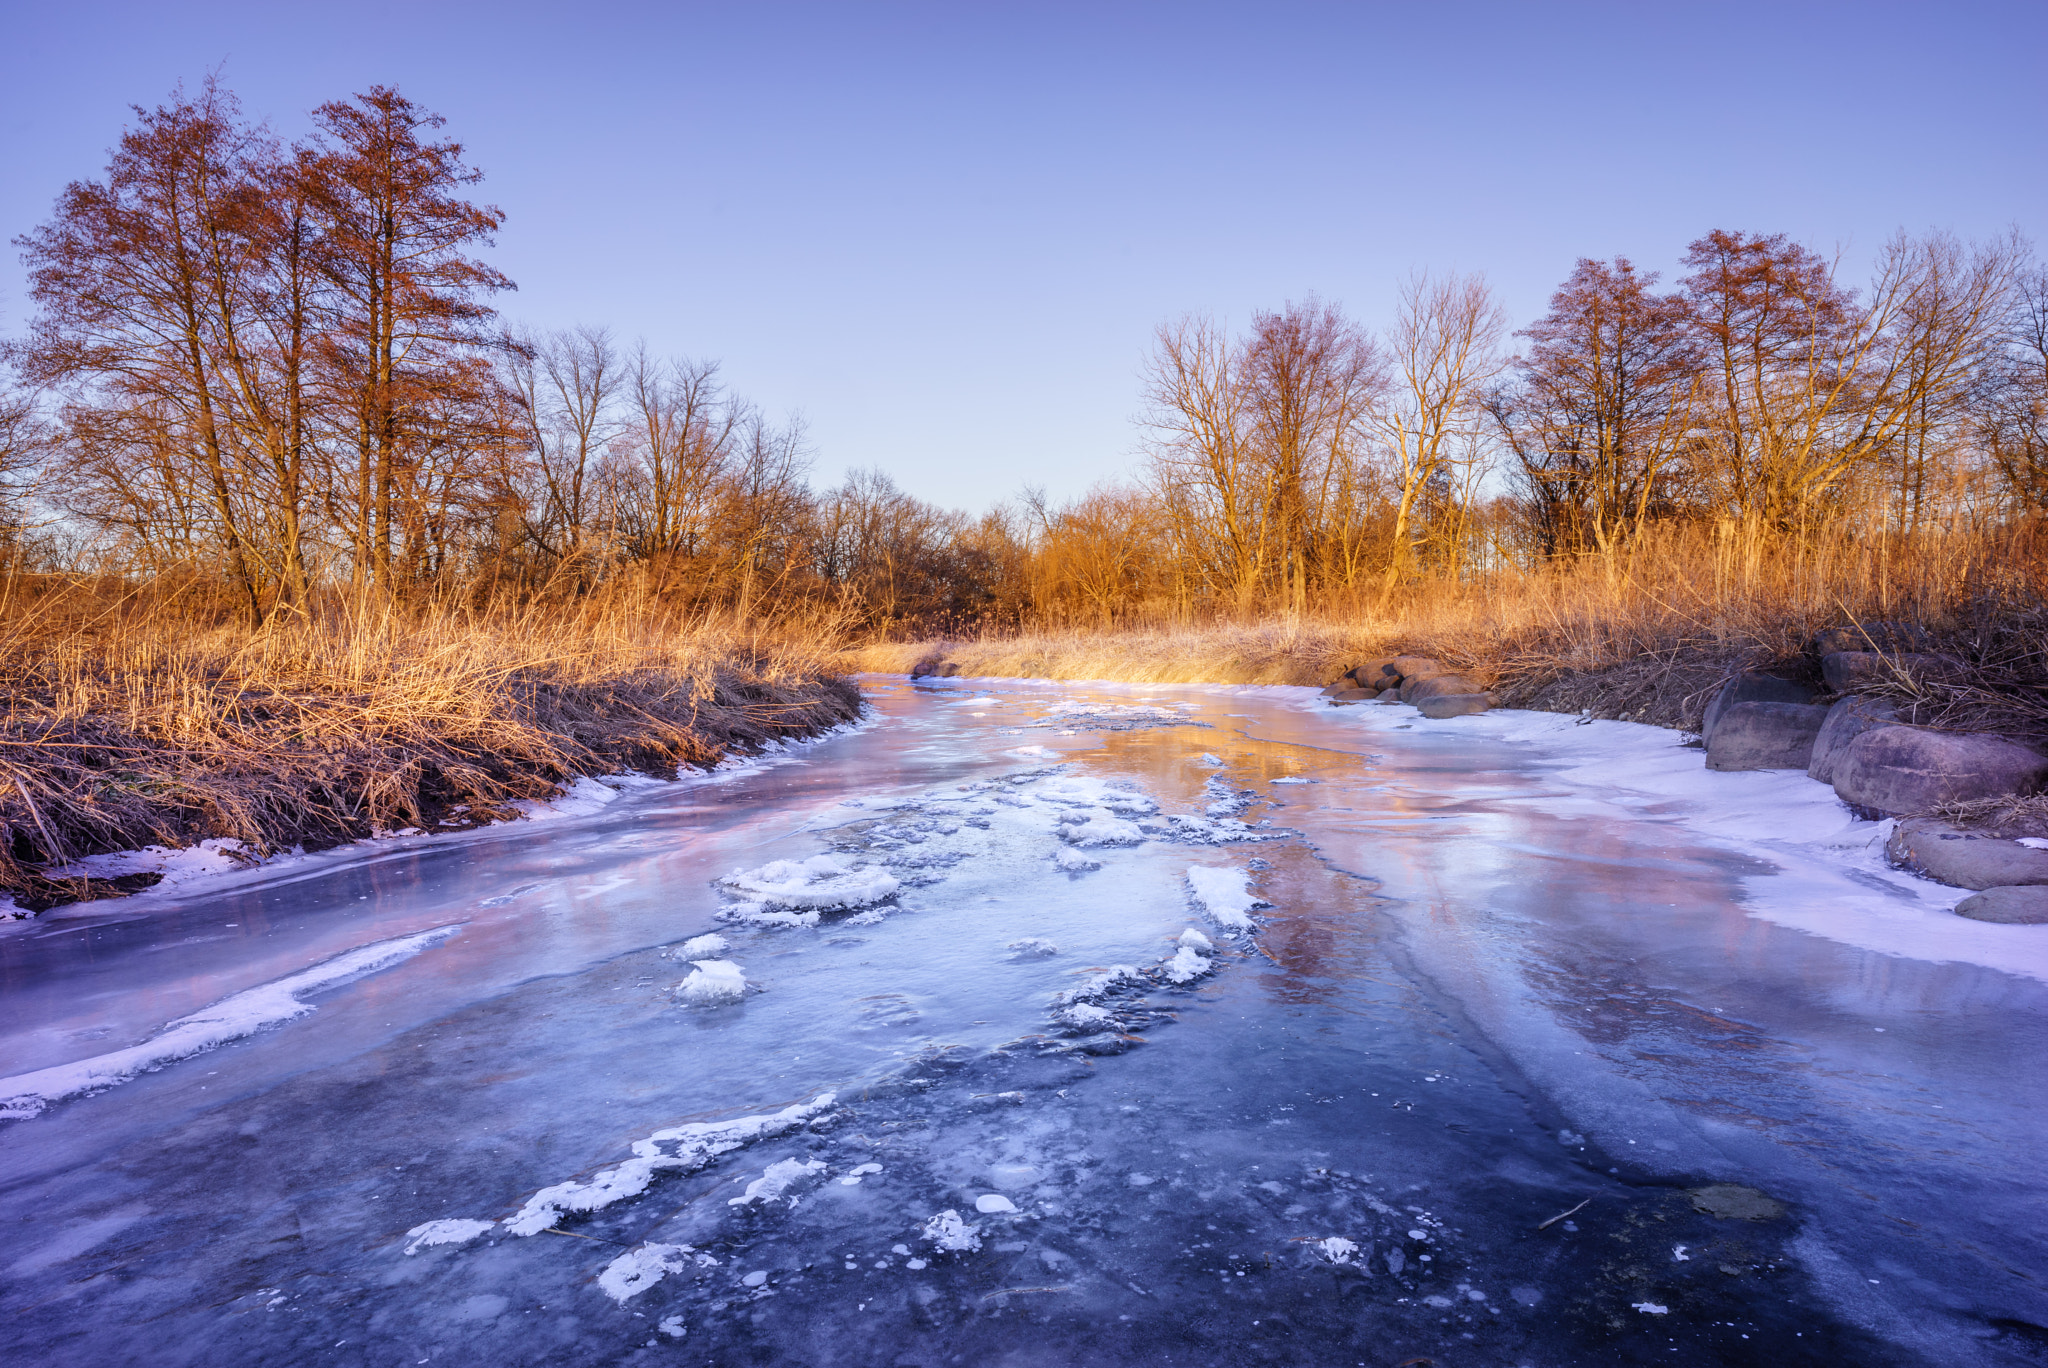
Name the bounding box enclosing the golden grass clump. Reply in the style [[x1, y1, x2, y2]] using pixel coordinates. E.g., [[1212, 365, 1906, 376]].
[[0, 579, 860, 910]]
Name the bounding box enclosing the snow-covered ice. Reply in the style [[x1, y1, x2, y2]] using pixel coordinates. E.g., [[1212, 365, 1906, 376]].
[[677, 959, 748, 1004], [719, 854, 900, 911], [1185, 865, 1264, 933]]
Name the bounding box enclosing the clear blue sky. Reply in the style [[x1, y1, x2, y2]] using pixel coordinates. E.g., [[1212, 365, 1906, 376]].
[[3, 1, 2042, 510]]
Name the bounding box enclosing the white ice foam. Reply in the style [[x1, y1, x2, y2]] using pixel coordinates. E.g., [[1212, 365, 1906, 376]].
[[678, 959, 748, 1005], [0, 924, 460, 1120], [721, 854, 900, 910], [1186, 865, 1264, 934], [499, 1093, 836, 1236]]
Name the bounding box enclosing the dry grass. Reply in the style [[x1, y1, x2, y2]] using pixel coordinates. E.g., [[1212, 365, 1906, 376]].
[[849, 519, 2048, 738], [0, 578, 860, 910]]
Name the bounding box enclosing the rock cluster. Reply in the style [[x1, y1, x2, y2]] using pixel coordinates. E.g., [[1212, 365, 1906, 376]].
[[1319, 655, 1495, 718], [1697, 626, 2048, 925]]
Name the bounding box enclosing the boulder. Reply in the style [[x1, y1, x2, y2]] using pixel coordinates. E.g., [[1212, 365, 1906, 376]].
[[1415, 693, 1494, 719], [1319, 683, 1348, 697], [1349, 658, 1402, 689], [1401, 673, 1482, 703], [1807, 695, 1900, 786], [1884, 819, 2048, 890], [1954, 886, 2048, 924], [1834, 727, 2048, 816], [1704, 702, 1831, 771], [1701, 673, 1815, 743], [1820, 651, 1950, 692], [1327, 688, 1372, 704], [1389, 655, 1447, 683]]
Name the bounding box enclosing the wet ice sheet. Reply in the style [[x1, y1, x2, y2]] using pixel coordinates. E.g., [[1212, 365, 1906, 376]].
[[0, 677, 2041, 1367]]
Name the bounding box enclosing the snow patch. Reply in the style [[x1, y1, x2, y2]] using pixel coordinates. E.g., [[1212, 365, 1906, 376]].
[[403, 1219, 495, 1255], [1316, 1236, 1360, 1265], [1006, 938, 1059, 958], [680, 933, 729, 957], [1052, 846, 1101, 872], [677, 959, 748, 1005], [597, 1243, 719, 1303], [922, 1209, 982, 1253], [1186, 865, 1266, 934]]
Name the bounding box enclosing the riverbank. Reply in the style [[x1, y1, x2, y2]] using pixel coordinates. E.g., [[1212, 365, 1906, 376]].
[[0, 588, 860, 913]]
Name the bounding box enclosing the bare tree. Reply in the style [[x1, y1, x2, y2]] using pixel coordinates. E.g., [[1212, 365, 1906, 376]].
[[1376, 272, 1508, 606]]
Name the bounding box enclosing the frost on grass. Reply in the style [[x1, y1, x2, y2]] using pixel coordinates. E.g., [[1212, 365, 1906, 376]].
[[1186, 865, 1267, 934], [728, 1158, 825, 1206], [598, 1243, 719, 1304], [922, 1209, 982, 1253], [677, 959, 748, 1005], [497, 1093, 836, 1236], [720, 854, 900, 911], [403, 1219, 496, 1255], [0, 924, 459, 1120], [1006, 938, 1059, 958], [680, 933, 729, 957]]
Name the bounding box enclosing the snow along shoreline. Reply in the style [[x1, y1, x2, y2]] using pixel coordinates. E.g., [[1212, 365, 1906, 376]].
[[0, 719, 874, 926]]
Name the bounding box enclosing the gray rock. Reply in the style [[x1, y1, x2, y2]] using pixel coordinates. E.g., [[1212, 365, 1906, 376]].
[[1686, 1184, 1784, 1221], [1705, 702, 1831, 771], [1884, 819, 2048, 890], [1349, 658, 1401, 689], [1415, 693, 1494, 719], [1701, 673, 1815, 743], [1954, 886, 2048, 924], [1388, 655, 1447, 683], [1820, 651, 1950, 692], [1834, 727, 2048, 816], [1402, 673, 1482, 703], [1807, 695, 1900, 786]]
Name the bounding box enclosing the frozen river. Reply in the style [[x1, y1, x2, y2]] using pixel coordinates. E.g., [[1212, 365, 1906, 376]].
[[3, 677, 2045, 1366]]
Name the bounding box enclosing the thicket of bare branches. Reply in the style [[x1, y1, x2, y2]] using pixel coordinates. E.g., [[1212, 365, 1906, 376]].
[[4, 79, 2047, 641]]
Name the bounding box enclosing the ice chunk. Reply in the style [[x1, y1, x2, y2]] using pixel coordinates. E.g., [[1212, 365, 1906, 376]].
[[1315, 1236, 1359, 1265], [741, 1270, 769, 1287], [1051, 964, 1144, 1006], [922, 1209, 982, 1253], [838, 1162, 883, 1186], [715, 902, 820, 930], [677, 959, 748, 1005], [721, 854, 900, 910], [658, 1316, 685, 1338], [1159, 944, 1213, 984], [597, 1243, 717, 1303], [1270, 775, 1310, 784], [1059, 1003, 1116, 1030], [681, 933, 729, 957], [403, 1219, 495, 1255], [1006, 938, 1060, 958], [0, 924, 459, 1120], [1059, 814, 1145, 848], [974, 1194, 1018, 1214], [1632, 1302, 1669, 1315], [728, 1157, 826, 1206], [1186, 865, 1266, 934], [1194, 753, 1225, 768], [1177, 927, 1214, 952], [503, 1094, 835, 1236], [1052, 846, 1101, 872]]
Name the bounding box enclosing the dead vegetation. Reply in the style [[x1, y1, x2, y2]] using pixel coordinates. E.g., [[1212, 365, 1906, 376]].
[[0, 578, 860, 911], [851, 519, 2048, 740]]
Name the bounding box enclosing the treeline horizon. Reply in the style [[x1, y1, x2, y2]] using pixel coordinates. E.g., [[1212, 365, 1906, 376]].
[[2, 78, 2045, 636]]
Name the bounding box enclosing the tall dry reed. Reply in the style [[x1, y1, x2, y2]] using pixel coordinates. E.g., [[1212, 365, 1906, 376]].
[[0, 577, 860, 908]]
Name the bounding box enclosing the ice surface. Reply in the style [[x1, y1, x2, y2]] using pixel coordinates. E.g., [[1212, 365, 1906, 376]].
[[0, 924, 459, 1119], [1185, 865, 1264, 933], [720, 854, 900, 910], [677, 959, 748, 1005]]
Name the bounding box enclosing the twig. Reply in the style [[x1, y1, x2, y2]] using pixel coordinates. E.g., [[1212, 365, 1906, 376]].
[[1535, 1197, 1590, 1231]]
